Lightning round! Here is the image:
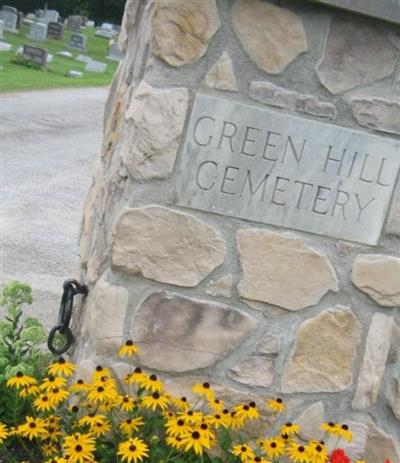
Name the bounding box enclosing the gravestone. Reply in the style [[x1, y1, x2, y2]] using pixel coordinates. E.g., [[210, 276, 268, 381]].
[[35, 9, 44, 19], [68, 32, 87, 52], [27, 22, 47, 42], [0, 9, 17, 32], [21, 44, 48, 67], [44, 9, 59, 24], [16, 11, 23, 28], [106, 42, 124, 62], [1, 5, 17, 14], [47, 22, 63, 39], [95, 22, 115, 39], [85, 60, 107, 73], [76, 54, 92, 63], [0, 19, 4, 39], [0, 41, 12, 51], [67, 15, 81, 32], [86, 20, 95, 28]]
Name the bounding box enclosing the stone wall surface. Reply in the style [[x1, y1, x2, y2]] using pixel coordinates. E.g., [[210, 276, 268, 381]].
[[73, 0, 400, 457]]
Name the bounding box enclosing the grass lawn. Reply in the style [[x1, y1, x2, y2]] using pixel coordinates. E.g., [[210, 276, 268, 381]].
[[0, 25, 119, 93]]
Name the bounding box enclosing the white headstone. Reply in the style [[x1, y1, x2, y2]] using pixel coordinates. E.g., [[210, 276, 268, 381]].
[[86, 20, 95, 27], [0, 19, 4, 39], [85, 60, 107, 73], [66, 70, 83, 78], [0, 41, 12, 51], [56, 50, 73, 58], [0, 9, 18, 31], [95, 27, 114, 39], [100, 22, 113, 30], [76, 54, 92, 63], [44, 9, 59, 24], [27, 21, 47, 42], [106, 43, 124, 62]]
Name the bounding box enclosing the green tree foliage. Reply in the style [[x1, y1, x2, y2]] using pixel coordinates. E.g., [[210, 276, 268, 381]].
[[3, 0, 126, 25]]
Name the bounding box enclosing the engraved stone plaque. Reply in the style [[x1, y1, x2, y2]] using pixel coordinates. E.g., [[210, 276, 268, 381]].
[[176, 94, 400, 245]]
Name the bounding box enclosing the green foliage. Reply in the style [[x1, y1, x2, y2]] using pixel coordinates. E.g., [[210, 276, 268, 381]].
[[0, 281, 50, 426]]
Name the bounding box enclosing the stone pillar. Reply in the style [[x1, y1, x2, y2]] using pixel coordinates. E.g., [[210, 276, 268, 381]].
[[74, 0, 400, 459]]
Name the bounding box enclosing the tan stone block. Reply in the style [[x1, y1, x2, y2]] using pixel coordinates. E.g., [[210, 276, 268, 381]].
[[205, 52, 238, 92], [364, 421, 400, 462], [229, 355, 275, 387], [296, 402, 325, 441], [353, 313, 394, 410], [387, 180, 400, 237], [237, 229, 338, 311], [87, 275, 129, 355], [122, 81, 189, 180], [316, 17, 397, 94], [351, 98, 400, 136], [152, 0, 220, 67], [232, 0, 307, 74], [281, 306, 359, 392], [131, 292, 256, 372], [111, 206, 226, 287], [352, 254, 400, 307]]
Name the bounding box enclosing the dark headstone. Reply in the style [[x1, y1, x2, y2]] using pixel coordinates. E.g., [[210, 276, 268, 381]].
[[67, 15, 81, 32], [68, 32, 87, 52], [22, 44, 48, 67], [47, 22, 63, 39]]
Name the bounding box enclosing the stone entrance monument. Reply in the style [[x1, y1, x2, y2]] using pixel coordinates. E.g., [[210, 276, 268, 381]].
[[73, 0, 400, 459]]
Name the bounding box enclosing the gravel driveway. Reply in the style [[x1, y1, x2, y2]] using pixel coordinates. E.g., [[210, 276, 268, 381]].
[[1, 87, 108, 329]]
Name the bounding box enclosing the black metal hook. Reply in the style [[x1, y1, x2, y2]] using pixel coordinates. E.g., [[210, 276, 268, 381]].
[[47, 279, 88, 355]]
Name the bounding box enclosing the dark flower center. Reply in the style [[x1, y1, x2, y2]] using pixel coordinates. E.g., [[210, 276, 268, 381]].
[[201, 423, 208, 430], [299, 446, 305, 452], [341, 424, 349, 430], [243, 405, 249, 410], [203, 382, 210, 388], [152, 392, 160, 399], [129, 445, 136, 451], [241, 446, 247, 452], [286, 422, 292, 426], [71, 406, 79, 413], [134, 367, 142, 373], [249, 401, 256, 407], [29, 423, 36, 428], [96, 365, 103, 371], [215, 414, 221, 419], [52, 388, 59, 393], [150, 374, 157, 381], [123, 397, 129, 402], [181, 396, 187, 402], [316, 445, 322, 451], [17, 372, 23, 377], [126, 419, 132, 424], [192, 431, 200, 439], [177, 420, 184, 426], [126, 340, 133, 346], [58, 357, 66, 364], [97, 386, 104, 393], [75, 445, 82, 452], [77, 379, 84, 384], [276, 398, 282, 403], [271, 442, 277, 448]]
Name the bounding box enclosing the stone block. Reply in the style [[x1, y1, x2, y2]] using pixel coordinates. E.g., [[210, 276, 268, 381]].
[[131, 292, 256, 372], [111, 206, 225, 287], [85, 60, 107, 73], [316, 17, 397, 94], [250, 80, 337, 119], [352, 254, 400, 307], [229, 355, 274, 387], [352, 313, 394, 409], [152, 0, 220, 67], [204, 52, 238, 92], [232, 0, 307, 74], [237, 229, 338, 311], [351, 98, 400, 136], [281, 306, 359, 392], [122, 81, 188, 180], [205, 274, 232, 298]]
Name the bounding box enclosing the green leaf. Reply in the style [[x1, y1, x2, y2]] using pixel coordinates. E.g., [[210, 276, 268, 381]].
[[218, 427, 232, 452]]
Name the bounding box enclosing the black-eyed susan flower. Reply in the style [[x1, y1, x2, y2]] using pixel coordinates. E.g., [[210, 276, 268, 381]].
[[91, 365, 112, 382], [208, 397, 224, 412], [44, 424, 62, 442], [117, 437, 149, 463], [78, 413, 107, 427], [41, 442, 58, 457], [125, 367, 147, 385], [119, 417, 144, 436], [281, 422, 301, 435], [119, 394, 137, 412], [17, 416, 47, 440], [62, 433, 96, 463], [87, 383, 117, 404], [248, 456, 270, 463], [198, 422, 215, 442], [0, 421, 9, 444], [306, 440, 328, 463], [171, 395, 191, 411], [336, 423, 353, 442], [286, 441, 309, 463], [33, 394, 54, 412], [48, 387, 69, 406], [258, 436, 285, 459], [165, 417, 191, 437], [320, 422, 338, 435], [181, 429, 212, 456], [89, 417, 112, 437], [19, 384, 40, 398], [118, 340, 139, 357], [7, 372, 37, 389], [235, 402, 260, 420], [166, 435, 185, 451], [206, 413, 226, 429], [192, 382, 215, 401], [181, 409, 203, 425], [142, 391, 170, 411], [229, 410, 246, 429], [266, 397, 286, 413], [69, 379, 90, 394], [48, 357, 76, 377], [141, 373, 164, 393], [231, 443, 256, 461], [40, 375, 67, 392]]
